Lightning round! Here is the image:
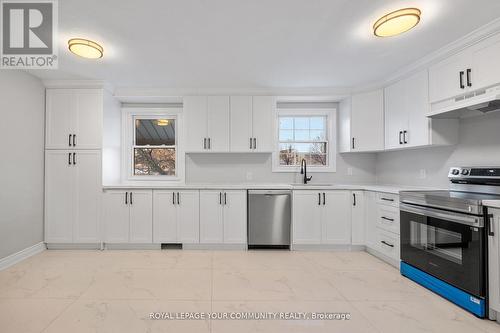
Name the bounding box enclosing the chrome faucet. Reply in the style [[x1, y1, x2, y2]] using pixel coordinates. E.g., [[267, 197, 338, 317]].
[[300, 158, 312, 184]]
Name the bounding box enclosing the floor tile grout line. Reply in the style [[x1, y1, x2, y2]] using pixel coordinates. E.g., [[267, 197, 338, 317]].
[[345, 298, 384, 333]]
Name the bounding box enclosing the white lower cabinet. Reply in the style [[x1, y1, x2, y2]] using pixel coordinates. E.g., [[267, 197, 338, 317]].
[[103, 190, 153, 243], [45, 150, 101, 244], [153, 190, 200, 244], [293, 190, 351, 245], [488, 208, 500, 318], [200, 190, 247, 244], [351, 191, 365, 246]]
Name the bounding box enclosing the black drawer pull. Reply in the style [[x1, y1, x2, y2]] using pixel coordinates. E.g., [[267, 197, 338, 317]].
[[381, 240, 394, 248], [125, 192, 128, 205], [381, 216, 394, 222], [177, 192, 180, 205], [69, 134, 72, 147], [459, 71, 465, 89], [381, 197, 394, 202]]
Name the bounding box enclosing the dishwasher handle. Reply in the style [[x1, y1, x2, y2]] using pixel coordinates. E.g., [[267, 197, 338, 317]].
[[248, 190, 291, 195]]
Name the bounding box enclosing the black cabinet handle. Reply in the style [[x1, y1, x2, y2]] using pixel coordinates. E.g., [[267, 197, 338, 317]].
[[399, 131, 403, 145], [459, 71, 465, 89], [353, 193, 356, 206], [129, 192, 133, 205], [381, 216, 395, 222], [172, 192, 175, 205], [322, 192, 326, 205], [352, 137, 355, 149], [73, 152, 76, 165], [177, 192, 180, 205], [489, 214, 495, 236], [466, 68, 472, 87], [253, 138, 256, 150], [318, 193, 321, 205], [219, 192, 222, 205], [69, 134, 72, 147], [381, 197, 394, 202], [208, 138, 211, 150], [224, 192, 227, 205], [203, 138, 207, 149], [381, 240, 394, 248], [125, 192, 128, 205], [68, 152, 72, 165], [250, 138, 252, 149], [403, 130, 408, 144], [73, 134, 76, 146]]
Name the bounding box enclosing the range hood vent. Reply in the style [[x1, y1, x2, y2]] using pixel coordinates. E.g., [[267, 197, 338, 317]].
[[428, 85, 500, 118]]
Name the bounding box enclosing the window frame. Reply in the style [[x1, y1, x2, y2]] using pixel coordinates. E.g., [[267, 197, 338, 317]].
[[122, 107, 185, 183], [272, 108, 337, 173]]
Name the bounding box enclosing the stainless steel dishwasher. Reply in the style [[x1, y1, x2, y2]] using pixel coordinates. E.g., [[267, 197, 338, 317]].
[[248, 190, 291, 249]]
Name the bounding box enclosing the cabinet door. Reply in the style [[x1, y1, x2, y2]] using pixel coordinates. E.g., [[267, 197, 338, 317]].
[[153, 190, 178, 243], [207, 96, 230, 152], [488, 208, 500, 313], [364, 191, 378, 249], [223, 190, 247, 244], [45, 89, 75, 149], [322, 191, 351, 245], [384, 80, 407, 150], [429, 51, 469, 103], [338, 98, 352, 153], [184, 96, 208, 152], [351, 89, 384, 152], [252, 96, 274, 152], [200, 191, 224, 243], [129, 190, 153, 243], [471, 33, 500, 91], [292, 191, 322, 244], [177, 190, 200, 244], [406, 70, 430, 148], [73, 151, 101, 243], [230, 96, 253, 152], [45, 150, 74, 243], [74, 89, 103, 149], [103, 191, 129, 243], [351, 191, 365, 246]]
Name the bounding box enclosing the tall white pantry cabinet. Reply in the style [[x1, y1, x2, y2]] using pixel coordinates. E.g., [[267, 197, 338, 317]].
[[44, 88, 103, 245]]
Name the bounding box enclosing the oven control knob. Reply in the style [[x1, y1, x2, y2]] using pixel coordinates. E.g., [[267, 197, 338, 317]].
[[461, 169, 470, 176], [451, 169, 460, 175]]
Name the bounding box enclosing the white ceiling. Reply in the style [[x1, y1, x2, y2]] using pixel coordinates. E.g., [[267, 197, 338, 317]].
[[29, 0, 500, 90]]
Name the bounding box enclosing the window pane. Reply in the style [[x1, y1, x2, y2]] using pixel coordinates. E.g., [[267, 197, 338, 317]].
[[279, 130, 294, 141], [135, 119, 176, 146], [294, 117, 309, 129], [134, 148, 175, 175], [278, 143, 327, 166], [279, 117, 293, 130], [294, 130, 309, 141], [310, 117, 325, 130], [279, 143, 297, 166], [310, 130, 325, 140]]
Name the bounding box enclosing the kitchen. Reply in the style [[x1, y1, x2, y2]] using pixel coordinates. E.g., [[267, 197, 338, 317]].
[[2, 1, 500, 332]]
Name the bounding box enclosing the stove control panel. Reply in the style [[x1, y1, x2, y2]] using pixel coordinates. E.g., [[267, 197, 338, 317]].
[[449, 167, 500, 179]]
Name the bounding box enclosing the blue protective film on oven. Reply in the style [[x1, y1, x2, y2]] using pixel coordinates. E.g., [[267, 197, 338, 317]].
[[400, 261, 485, 318]]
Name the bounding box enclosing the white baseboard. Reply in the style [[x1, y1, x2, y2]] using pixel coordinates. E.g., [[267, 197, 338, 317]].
[[46, 243, 101, 250], [291, 244, 355, 251], [183, 244, 247, 250], [104, 243, 161, 250], [0, 242, 46, 271]]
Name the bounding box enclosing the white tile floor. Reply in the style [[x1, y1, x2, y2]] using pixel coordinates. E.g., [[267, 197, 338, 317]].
[[0, 250, 499, 333]]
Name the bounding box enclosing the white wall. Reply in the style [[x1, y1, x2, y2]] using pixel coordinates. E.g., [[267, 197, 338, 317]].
[[0, 71, 45, 259], [375, 112, 500, 188]]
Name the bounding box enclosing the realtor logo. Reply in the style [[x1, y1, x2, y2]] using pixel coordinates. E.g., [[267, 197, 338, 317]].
[[1, 0, 58, 68]]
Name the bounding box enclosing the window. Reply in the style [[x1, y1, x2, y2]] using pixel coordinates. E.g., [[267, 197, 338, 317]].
[[133, 118, 176, 176], [273, 108, 336, 172], [123, 108, 184, 182]]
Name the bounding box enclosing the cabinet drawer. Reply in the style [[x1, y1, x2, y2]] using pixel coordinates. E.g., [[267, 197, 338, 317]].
[[376, 192, 399, 207], [376, 205, 400, 235], [376, 229, 400, 261]]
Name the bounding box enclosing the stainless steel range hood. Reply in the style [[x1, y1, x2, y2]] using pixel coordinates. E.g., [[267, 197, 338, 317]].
[[428, 85, 500, 118]]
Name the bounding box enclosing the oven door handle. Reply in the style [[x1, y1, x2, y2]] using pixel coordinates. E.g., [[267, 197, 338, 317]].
[[400, 203, 484, 228]]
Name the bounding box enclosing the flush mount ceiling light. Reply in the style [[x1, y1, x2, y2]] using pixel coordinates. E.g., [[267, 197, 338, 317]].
[[373, 8, 421, 37], [157, 119, 170, 126], [68, 38, 103, 59]]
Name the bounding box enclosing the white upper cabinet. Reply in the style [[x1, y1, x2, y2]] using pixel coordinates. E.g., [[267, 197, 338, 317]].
[[429, 32, 500, 104], [230, 96, 274, 152], [293, 190, 351, 245], [45, 89, 102, 150], [339, 89, 384, 152], [45, 150, 101, 243], [183, 96, 230, 152], [385, 69, 458, 150], [153, 190, 200, 244]]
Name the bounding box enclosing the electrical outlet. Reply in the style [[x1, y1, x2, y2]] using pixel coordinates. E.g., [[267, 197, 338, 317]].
[[246, 171, 253, 181], [419, 169, 427, 179], [347, 167, 353, 176]]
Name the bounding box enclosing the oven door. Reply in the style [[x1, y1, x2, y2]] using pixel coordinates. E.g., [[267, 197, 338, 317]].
[[400, 203, 485, 297]]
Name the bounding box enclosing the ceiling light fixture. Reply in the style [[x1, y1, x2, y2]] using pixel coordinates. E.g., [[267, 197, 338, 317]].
[[157, 119, 170, 126], [373, 8, 421, 37], [68, 38, 103, 59]]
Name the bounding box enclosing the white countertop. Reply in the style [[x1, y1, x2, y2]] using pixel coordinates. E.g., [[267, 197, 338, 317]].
[[102, 183, 443, 194]]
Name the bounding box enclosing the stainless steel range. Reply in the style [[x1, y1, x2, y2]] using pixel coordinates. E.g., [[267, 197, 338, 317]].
[[399, 167, 500, 318]]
